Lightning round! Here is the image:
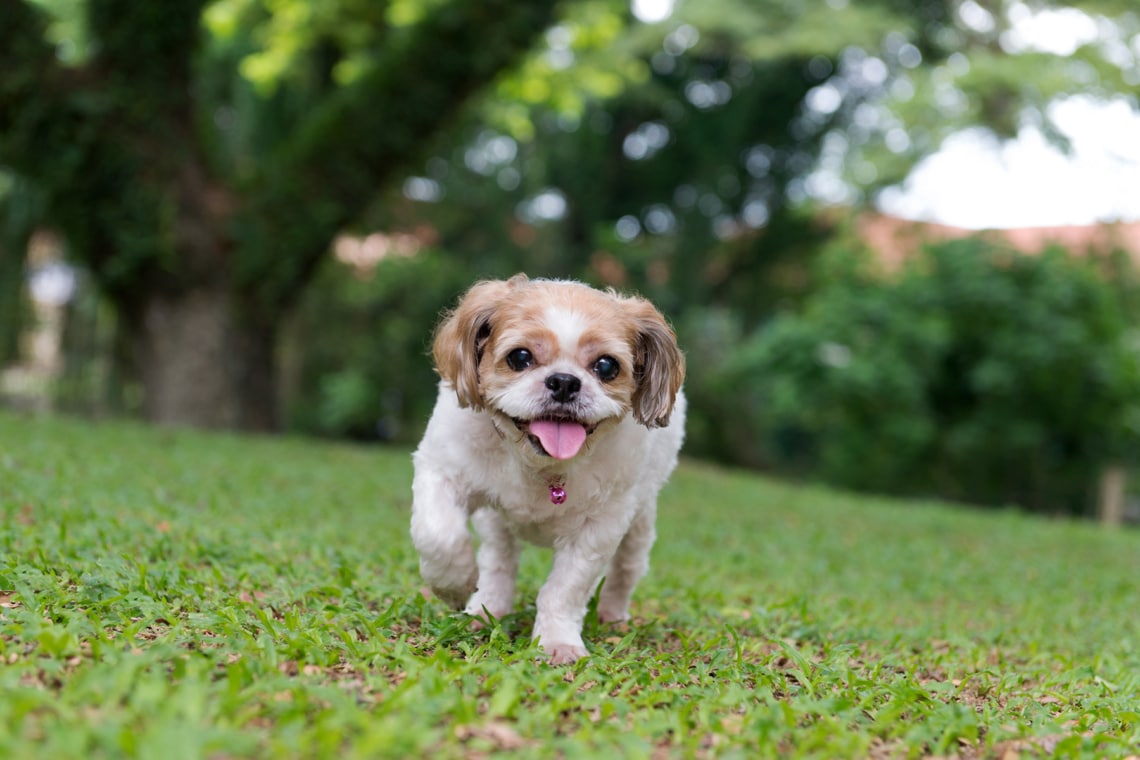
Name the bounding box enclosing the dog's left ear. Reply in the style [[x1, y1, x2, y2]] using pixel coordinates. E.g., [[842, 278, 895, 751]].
[[433, 277, 520, 409], [628, 299, 685, 428]]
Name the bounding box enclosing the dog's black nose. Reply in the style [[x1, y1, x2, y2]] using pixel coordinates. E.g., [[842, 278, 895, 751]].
[[545, 373, 581, 403]]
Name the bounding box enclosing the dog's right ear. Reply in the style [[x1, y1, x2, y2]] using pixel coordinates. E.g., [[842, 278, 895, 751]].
[[432, 276, 525, 409]]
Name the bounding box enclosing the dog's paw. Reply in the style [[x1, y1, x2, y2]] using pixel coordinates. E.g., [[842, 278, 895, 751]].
[[430, 582, 476, 610], [596, 604, 630, 624], [543, 642, 589, 665]]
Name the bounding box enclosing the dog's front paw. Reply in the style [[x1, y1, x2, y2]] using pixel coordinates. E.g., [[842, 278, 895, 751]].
[[543, 641, 589, 665], [419, 552, 478, 610]]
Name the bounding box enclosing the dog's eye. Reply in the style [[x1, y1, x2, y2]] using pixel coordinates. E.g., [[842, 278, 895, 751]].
[[506, 348, 535, 371], [593, 355, 620, 382]]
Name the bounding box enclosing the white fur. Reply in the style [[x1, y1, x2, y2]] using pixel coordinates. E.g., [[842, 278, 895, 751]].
[[544, 305, 590, 357], [411, 387, 686, 665]]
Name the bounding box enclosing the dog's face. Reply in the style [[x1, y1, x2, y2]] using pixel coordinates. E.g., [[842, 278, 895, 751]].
[[432, 275, 685, 461]]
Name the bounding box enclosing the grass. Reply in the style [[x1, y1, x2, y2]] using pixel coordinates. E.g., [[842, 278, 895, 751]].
[[1, 411, 1139, 759]]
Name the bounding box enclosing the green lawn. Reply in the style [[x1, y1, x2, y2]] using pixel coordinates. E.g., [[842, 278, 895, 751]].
[[1, 412, 1138, 759]]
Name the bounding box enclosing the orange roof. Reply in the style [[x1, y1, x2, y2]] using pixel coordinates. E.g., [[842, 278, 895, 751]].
[[856, 213, 1140, 270]]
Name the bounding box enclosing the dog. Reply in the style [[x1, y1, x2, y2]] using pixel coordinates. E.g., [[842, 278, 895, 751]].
[[410, 274, 686, 664]]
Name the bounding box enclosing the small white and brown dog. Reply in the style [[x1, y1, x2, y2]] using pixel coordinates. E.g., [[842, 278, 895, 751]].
[[410, 274, 686, 664]]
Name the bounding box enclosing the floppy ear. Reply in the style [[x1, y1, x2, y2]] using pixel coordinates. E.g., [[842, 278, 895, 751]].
[[629, 298, 685, 428], [432, 276, 525, 409]]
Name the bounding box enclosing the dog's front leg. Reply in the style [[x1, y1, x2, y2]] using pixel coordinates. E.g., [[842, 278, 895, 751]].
[[410, 467, 477, 609], [532, 527, 624, 665]]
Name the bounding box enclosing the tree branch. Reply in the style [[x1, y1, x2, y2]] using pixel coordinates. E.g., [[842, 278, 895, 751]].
[[239, 0, 563, 306]]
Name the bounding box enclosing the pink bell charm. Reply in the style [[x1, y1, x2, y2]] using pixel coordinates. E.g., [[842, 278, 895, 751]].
[[548, 477, 567, 505]]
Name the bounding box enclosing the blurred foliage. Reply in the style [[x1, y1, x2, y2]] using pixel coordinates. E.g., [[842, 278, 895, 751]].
[[5, 0, 1140, 517], [1, 0, 562, 426], [713, 238, 1140, 515], [266, 0, 1140, 520], [358, 0, 1140, 326], [485, 0, 649, 140], [284, 250, 473, 441]]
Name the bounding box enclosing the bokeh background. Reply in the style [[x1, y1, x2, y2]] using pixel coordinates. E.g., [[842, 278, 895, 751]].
[[3, 0, 1140, 520]]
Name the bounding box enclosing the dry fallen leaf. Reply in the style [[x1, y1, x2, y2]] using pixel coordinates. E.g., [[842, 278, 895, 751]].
[[454, 722, 527, 750]]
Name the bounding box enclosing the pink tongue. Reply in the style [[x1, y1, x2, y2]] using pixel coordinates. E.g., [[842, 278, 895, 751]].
[[529, 420, 588, 460]]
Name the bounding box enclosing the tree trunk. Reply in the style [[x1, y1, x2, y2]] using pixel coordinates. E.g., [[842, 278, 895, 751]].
[[0, 187, 38, 365], [133, 287, 279, 431], [0, 238, 24, 365], [1097, 464, 1126, 526]]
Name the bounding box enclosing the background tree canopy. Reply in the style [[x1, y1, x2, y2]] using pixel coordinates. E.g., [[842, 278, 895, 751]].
[[718, 239, 1140, 514], [3, 0, 1139, 514], [2, 0, 561, 428]]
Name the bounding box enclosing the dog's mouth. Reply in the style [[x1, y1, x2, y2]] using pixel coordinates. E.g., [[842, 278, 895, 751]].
[[512, 415, 599, 460]]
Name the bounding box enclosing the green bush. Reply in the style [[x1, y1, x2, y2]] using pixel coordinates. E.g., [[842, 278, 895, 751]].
[[283, 249, 474, 442], [721, 238, 1140, 515]]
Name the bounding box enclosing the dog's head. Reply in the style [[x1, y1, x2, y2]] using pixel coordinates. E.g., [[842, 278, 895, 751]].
[[432, 274, 685, 460]]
